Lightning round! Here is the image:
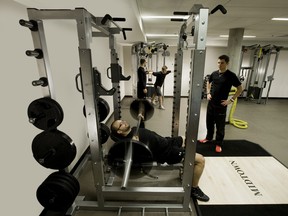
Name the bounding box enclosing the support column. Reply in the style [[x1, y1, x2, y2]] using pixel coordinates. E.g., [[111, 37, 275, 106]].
[[227, 28, 244, 75]]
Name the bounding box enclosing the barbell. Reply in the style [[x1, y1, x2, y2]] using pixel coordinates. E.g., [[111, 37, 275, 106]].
[[108, 99, 154, 189]]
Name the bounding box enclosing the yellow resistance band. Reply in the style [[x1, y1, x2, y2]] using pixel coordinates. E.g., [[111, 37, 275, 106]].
[[228, 89, 248, 129]]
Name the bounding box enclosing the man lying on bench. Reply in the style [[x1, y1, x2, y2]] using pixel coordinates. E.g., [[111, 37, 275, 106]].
[[110, 119, 210, 202]]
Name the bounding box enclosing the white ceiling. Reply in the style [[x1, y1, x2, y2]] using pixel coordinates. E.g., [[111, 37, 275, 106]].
[[15, 0, 288, 47]]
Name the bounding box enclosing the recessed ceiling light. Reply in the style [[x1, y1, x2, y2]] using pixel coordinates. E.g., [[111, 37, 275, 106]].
[[220, 35, 256, 38], [272, 18, 288, 21]]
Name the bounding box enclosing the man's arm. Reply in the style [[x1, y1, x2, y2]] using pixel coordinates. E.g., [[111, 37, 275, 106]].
[[206, 81, 212, 100], [230, 85, 243, 101], [221, 84, 243, 106]]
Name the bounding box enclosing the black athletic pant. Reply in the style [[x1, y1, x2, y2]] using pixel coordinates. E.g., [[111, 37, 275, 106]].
[[137, 83, 146, 99], [206, 101, 227, 146]]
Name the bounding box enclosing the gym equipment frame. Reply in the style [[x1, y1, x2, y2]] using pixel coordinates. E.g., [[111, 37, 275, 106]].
[[22, 5, 209, 216], [131, 42, 170, 99], [240, 44, 282, 104]]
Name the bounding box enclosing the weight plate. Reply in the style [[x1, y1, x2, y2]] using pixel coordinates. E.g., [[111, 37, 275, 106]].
[[50, 171, 80, 197], [27, 97, 64, 130], [83, 98, 110, 122], [37, 175, 75, 211], [97, 98, 110, 122], [130, 99, 154, 121], [107, 139, 154, 178], [100, 123, 110, 144], [32, 130, 76, 169]]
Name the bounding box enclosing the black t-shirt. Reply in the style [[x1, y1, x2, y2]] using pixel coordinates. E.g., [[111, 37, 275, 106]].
[[126, 127, 184, 164], [209, 69, 241, 105], [153, 71, 171, 87], [137, 66, 147, 88]]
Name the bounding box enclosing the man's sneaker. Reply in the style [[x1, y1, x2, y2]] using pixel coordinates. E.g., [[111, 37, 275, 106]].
[[215, 145, 222, 153], [199, 138, 211, 143], [191, 186, 210, 202], [159, 105, 165, 110], [152, 101, 157, 106]]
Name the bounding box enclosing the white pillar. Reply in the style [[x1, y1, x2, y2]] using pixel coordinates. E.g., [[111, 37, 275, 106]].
[[227, 28, 244, 75]]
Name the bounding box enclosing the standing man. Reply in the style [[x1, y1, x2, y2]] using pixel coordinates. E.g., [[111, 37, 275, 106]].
[[137, 58, 148, 99], [199, 55, 243, 153], [150, 65, 171, 110]]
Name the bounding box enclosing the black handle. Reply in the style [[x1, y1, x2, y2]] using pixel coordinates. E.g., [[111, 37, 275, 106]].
[[171, 18, 186, 22], [26, 49, 43, 59], [122, 28, 132, 40], [210, 5, 227, 14], [101, 14, 112, 25], [113, 17, 126, 22], [19, 19, 38, 31], [173, 11, 189, 15]]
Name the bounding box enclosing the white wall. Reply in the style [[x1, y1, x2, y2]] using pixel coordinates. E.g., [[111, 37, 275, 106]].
[[1, 1, 49, 215], [269, 50, 288, 97], [0, 1, 120, 215]]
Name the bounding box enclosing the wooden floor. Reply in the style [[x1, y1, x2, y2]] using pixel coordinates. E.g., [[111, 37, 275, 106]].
[[198, 156, 288, 205]]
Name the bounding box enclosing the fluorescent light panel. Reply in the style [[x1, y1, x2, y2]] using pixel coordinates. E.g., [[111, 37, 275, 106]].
[[272, 17, 288, 21], [220, 35, 256, 38]]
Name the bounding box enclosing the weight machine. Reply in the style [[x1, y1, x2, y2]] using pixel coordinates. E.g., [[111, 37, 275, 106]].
[[131, 42, 170, 99], [20, 4, 212, 216], [20, 7, 131, 215], [239, 44, 282, 104]]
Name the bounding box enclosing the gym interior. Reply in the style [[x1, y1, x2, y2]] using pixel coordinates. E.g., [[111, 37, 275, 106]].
[[1, 0, 288, 216]]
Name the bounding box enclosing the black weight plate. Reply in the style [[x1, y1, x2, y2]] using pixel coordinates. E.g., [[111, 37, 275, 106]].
[[32, 130, 77, 169], [46, 177, 75, 201], [45, 177, 75, 201], [97, 98, 110, 122], [45, 172, 79, 196], [107, 139, 154, 178], [130, 99, 154, 121], [37, 177, 75, 211], [27, 97, 64, 130], [51, 171, 80, 197], [83, 98, 110, 122], [100, 123, 110, 144]]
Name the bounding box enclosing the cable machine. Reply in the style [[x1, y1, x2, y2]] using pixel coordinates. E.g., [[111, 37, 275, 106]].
[[131, 42, 170, 99], [240, 44, 282, 104]]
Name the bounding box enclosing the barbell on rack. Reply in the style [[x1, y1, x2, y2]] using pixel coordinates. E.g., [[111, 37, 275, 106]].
[[107, 99, 154, 189]]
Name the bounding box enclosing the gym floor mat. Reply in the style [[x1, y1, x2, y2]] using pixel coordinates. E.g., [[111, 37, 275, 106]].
[[196, 140, 288, 216]]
